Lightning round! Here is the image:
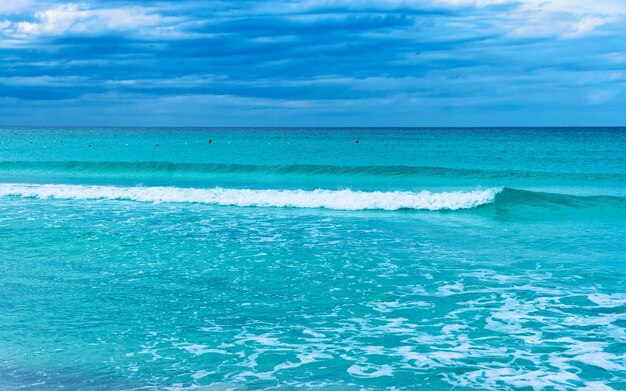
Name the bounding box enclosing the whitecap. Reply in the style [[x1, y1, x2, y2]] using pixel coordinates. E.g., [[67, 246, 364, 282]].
[[347, 363, 393, 378], [587, 293, 626, 308], [0, 183, 502, 211]]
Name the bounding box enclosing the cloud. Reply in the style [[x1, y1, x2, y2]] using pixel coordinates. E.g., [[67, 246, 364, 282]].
[[505, 14, 617, 38], [0, 0, 625, 126], [0, 0, 33, 14], [425, 0, 626, 38], [0, 75, 88, 87], [518, 0, 626, 15], [564, 15, 619, 38], [587, 90, 618, 105], [7, 3, 165, 38], [605, 52, 626, 64], [430, 0, 511, 7]]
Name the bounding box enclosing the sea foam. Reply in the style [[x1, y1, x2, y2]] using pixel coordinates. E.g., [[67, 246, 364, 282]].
[[0, 183, 501, 211]]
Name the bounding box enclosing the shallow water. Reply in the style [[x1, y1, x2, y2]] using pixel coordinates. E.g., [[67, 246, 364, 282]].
[[0, 127, 625, 390]]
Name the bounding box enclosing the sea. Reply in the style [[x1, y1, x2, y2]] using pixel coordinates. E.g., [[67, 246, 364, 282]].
[[0, 127, 625, 390]]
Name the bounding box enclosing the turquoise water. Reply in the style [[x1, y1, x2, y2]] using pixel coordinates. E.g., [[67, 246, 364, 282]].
[[0, 127, 625, 390]]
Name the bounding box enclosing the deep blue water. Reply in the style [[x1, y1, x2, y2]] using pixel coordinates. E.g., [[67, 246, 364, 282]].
[[0, 127, 625, 390]]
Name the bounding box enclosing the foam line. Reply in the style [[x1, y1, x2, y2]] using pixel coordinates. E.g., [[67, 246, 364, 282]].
[[0, 183, 501, 211]]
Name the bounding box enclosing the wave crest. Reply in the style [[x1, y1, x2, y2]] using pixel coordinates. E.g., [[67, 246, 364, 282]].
[[0, 183, 501, 211]]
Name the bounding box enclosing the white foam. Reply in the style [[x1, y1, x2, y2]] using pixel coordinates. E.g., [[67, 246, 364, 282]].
[[174, 342, 229, 356], [367, 299, 432, 313], [587, 293, 626, 308], [347, 363, 393, 378], [453, 367, 579, 390], [0, 183, 501, 211], [580, 382, 616, 391]]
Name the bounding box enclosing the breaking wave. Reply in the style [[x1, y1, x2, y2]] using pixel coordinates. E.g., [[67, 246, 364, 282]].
[[0, 183, 501, 211]]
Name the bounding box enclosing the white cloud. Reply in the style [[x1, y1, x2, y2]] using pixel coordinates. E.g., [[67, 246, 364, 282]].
[[430, 0, 511, 7], [0, 75, 88, 86], [474, 0, 626, 38], [505, 12, 619, 38], [0, 0, 33, 14], [286, 0, 626, 38], [587, 90, 617, 105], [564, 15, 619, 38], [286, 0, 511, 12], [517, 0, 626, 16], [430, 0, 626, 15], [399, 1, 626, 38], [9, 3, 164, 37], [300, 0, 626, 15], [2, 0, 624, 42], [606, 52, 626, 64]]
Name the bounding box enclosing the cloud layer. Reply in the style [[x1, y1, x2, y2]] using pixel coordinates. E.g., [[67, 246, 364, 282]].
[[0, 0, 625, 126]]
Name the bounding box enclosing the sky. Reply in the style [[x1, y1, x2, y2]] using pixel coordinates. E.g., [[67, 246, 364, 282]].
[[0, 0, 625, 126]]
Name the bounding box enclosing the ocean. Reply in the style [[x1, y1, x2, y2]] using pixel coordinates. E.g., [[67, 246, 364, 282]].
[[0, 127, 625, 390]]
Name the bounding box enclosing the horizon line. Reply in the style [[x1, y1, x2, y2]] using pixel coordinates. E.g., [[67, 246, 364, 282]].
[[2, 125, 626, 129]]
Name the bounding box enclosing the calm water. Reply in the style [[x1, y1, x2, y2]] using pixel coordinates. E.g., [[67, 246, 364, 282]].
[[0, 127, 625, 390]]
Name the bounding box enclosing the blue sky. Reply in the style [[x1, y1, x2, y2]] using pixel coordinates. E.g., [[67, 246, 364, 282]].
[[0, 0, 625, 126]]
